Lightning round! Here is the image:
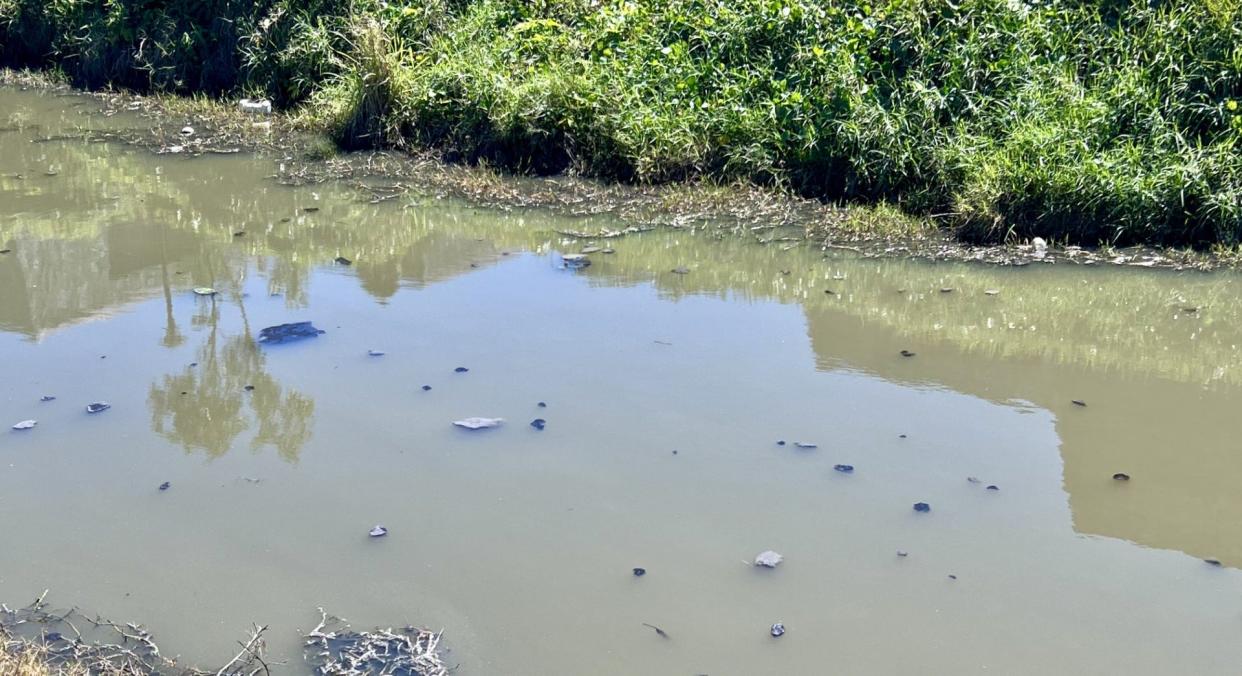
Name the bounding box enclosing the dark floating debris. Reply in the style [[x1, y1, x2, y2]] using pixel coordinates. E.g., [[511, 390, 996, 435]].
[[85, 402, 111, 414], [303, 206, 320, 213], [454, 367, 469, 373], [1205, 559, 1223, 567], [369, 525, 388, 537], [898, 434, 907, 439], [824, 289, 835, 295], [537, 401, 547, 408], [632, 567, 646, 577], [966, 476, 981, 484], [986, 485, 999, 491], [1072, 399, 1087, 407], [422, 385, 432, 391], [913, 502, 931, 513], [530, 418, 547, 430], [1112, 473, 1131, 481], [671, 266, 690, 274], [642, 623, 670, 639], [334, 256, 352, 265], [257, 321, 324, 344], [671, 450, 678, 455], [0, 249, 10, 254], [948, 574, 958, 580], [562, 253, 591, 269], [244, 385, 255, 391], [232, 231, 245, 237], [939, 287, 954, 293], [900, 350, 916, 357], [770, 623, 786, 638], [794, 442, 817, 449], [39, 395, 55, 402], [305, 609, 447, 676], [833, 464, 854, 473], [776, 440, 786, 446], [896, 550, 909, 557], [158, 482, 170, 491], [368, 350, 386, 357]]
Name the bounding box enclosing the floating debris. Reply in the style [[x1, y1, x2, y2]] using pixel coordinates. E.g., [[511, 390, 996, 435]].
[[454, 367, 469, 373], [581, 246, 601, 254], [158, 482, 170, 491], [11, 420, 36, 430], [899, 434, 907, 438], [453, 417, 504, 430], [913, 502, 931, 513], [948, 574, 958, 580], [939, 287, 954, 293], [0, 249, 10, 254], [641, 623, 669, 639], [824, 289, 835, 295], [257, 321, 324, 344], [369, 525, 388, 537], [304, 206, 320, 213], [39, 395, 55, 402], [243, 385, 255, 391], [1072, 399, 1087, 407], [770, 623, 786, 637], [833, 464, 854, 473], [754, 550, 784, 568], [984, 289, 1000, 296], [632, 567, 646, 577], [1205, 559, 1223, 567], [238, 98, 273, 115], [192, 287, 218, 296], [794, 442, 817, 449], [305, 609, 446, 676], [530, 418, 547, 430], [368, 350, 386, 357], [1113, 473, 1130, 481], [776, 440, 786, 446], [334, 256, 352, 265], [671, 266, 690, 274], [85, 402, 111, 414], [179, 126, 194, 136], [422, 385, 432, 391], [966, 476, 981, 484], [232, 231, 246, 237], [602, 248, 615, 254], [537, 401, 547, 408], [896, 550, 909, 557], [986, 485, 999, 491], [900, 350, 916, 357]]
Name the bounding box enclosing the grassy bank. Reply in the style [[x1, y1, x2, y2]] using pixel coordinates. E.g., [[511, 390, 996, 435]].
[[2, 0, 1240, 247]]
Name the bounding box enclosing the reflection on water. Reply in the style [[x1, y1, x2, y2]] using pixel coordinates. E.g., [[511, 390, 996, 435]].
[[2, 86, 1241, 675]]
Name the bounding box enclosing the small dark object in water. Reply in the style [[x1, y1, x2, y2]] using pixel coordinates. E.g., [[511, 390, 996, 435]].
[[794, 441, 817, 449], [967, 476, 981, 484], [86, 402, 111, 414], [672, 450, 678, 455], [913, 502, 931, 513], [824, 289, 835, 294], [100, 355, 107, 359], [190, 362, 198, 367], [633, 567, 646, 577], [897, 550, 909, 557], [537, 401, 547, 408], [244, 385, 255, 391], [986, 485, 999, 491], [233, 231, 245, 237], [776, 440, 786, 446], [455, 366, 469, 373], [44, 632, 63, 642], [159, 482, 170, 491], [422, 385, 432, 391], [1205, 558, 1222, 567], [0, 249, 10, 254], [40, 395, 55, 402], [1182, 306, 1199, 313], [368, 349, 386, 357], [369, 525, 388, 537], [257, 321, 324, 344], [671, 266, 690, 274], [530, 418, 546, 430], [900, 350, 916, 357], [1113, 473, 1130, 481], [334, 256, 352, 265], [781, 270, 791, 276], [770, 623, 785, 637], [641, 623, 669, 639], [899, 434, 907, 438], [1072, 399, 1087, 407], [940, 287, 954, 293], [833, 464, 854, 473], [303, 206, 320, 213], [948, 574, 958, 580]]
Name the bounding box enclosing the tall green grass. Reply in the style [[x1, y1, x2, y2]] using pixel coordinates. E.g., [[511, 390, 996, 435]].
[[2, 0, 1239, 246]]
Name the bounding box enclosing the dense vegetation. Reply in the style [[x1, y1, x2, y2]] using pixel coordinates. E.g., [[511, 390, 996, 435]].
[[2, 0, 1240, 246]]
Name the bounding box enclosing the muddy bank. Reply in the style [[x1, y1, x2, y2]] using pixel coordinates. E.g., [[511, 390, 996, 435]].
[[0, 69, 1233, 273]]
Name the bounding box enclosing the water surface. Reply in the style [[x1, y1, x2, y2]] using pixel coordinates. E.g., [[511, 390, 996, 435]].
[[1, 87, 1240, 674]]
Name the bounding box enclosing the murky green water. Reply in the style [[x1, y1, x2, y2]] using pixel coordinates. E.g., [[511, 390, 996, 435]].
[[2, 87, 1241, 674]]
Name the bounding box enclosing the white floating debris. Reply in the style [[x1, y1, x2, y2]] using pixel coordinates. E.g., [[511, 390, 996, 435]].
[[180, 126, 195, 136], [793, 442, 817, 449], [238, 98, 273, 115], [12, 420, 37, 430], [453, 417, 504, 430], [192, 287, 217, 296], [754, 550, 784, 568], [369, 525, 388, 537]]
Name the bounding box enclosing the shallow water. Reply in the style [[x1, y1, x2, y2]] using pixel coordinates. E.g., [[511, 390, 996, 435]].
[[1, 87, 1240, 674]]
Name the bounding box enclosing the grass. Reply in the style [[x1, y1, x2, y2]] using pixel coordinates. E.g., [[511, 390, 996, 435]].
[[1, 0, 1239, 247], [0, 644, 89, 676]]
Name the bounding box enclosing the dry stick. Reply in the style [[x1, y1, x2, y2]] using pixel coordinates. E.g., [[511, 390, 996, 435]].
[[216, 624, 267, 676], [641, 623, 670, 639]]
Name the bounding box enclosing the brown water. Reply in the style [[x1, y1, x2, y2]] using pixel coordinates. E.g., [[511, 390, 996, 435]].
[[1, 87, 1240, 675]]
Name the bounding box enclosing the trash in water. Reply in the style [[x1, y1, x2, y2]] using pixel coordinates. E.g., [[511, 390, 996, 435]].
[[632, 568, 646, 577], [897, 550, 909, 557], [238, 98, 273, 115], [39, 395, 55, 402], [641, 623, 669, 639], [1204, 559, 1223, 567], [422, 385, 432, 391], [158, 482, 170, 491], [939, 287, 954, 293], [900, 350, 916, 357], [86, 402, 111, 414], [369, 525, 388, 537], [986, 485, 999, 491], [581, 246, 601, 254], [11, 420, 36, 430], [179, 126, 194, 136], [754, 550, 784, 568], [192, 287, 217, 296], [913, 502, 931, 513], [966, 476, 981, 484], [776, 440, 786, 446], [530, 418, 546, 430], [1113, 473, 1130, 481], [0, 249, 10, 254], [334, 256, 352, 265], [561, 254, 591, 269], [770, 623, 786, 637], [368, 350, 386, 357], [537, 401, 547, 408], [984, 289, 1000, 296], [257, 321, 324, 344], [233, 231, 246, 237], [304, 207, 320, 213], [1072, 399, 1087, 407], [948, 574, 958, 580], [794, 442, 817, 449], [244, 385, 255, 391], [833, 464, 854, 473], [454, 367, 469, 373], [453, 417, 504, 430]]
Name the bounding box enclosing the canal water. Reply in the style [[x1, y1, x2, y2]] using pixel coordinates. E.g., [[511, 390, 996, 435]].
[[1, 87, 1239, 674]]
